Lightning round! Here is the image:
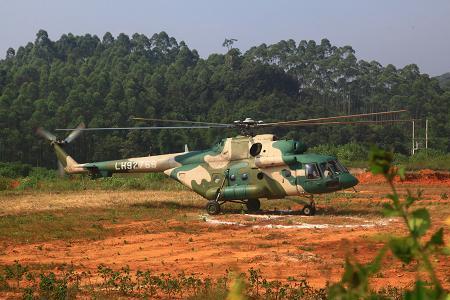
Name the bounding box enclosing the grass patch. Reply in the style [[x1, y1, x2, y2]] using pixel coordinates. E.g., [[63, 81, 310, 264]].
[[0, 210, 112, 243], [0, 174, 186, 193], [0, 202, 199, 243]]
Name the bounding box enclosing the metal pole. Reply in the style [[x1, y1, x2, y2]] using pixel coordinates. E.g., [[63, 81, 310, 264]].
[[412, 120, 415, 155], [425, 119, 428, 149]]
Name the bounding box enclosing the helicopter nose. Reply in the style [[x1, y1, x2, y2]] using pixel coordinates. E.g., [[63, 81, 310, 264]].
[[340, 173, 359, 189]]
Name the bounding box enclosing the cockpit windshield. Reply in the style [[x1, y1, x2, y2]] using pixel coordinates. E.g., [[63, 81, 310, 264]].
[[334, 160, 349, 173], [319, 160, 349, 177]]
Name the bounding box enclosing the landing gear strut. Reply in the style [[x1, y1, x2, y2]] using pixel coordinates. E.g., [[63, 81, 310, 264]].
[[302, 196, 316, 216], [206, 172, 228, 215]]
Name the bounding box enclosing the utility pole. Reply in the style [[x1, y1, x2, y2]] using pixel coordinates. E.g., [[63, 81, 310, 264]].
[[411, 118, 429, 155], [412, 120, 415, 155]]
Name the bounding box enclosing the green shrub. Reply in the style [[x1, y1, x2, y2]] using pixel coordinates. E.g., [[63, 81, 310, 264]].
[[393, 152, 409, 164], [329, 147, 449, 299], [16, 177, 40, 190], [336, 143, 368, 162], [0, 177, 12, 191], [409, 149, 446, 162], [308, 144, 338, 157], [308, 143, 368, 163], [0, 162, 32, 178], [29, 167, 56, 180], [406, 149, 450, 170]]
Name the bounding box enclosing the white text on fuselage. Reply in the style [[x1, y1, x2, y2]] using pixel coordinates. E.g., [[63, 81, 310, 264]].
[[114, 161, 156, 170]]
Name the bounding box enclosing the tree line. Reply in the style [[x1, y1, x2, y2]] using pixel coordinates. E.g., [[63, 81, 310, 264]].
[[0, 30, 449, 169]]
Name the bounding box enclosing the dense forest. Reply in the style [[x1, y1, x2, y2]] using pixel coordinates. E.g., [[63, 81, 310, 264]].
[[0, 30, 449, 168]]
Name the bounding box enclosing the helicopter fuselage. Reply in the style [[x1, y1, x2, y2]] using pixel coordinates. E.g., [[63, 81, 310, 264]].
[[61, 134, 358, 203]]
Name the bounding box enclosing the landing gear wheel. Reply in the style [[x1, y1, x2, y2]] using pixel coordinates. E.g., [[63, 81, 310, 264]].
[[246, 199, 261, 212], [302, 204, 316, 216], [206, 201, 221, 215]]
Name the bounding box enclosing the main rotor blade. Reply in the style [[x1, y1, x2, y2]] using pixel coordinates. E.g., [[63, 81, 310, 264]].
[[275, 119, 417, 126], [64, 122, 86, 143], [36, 127, 57, 141], [55, 125, 232, 131], [261, 110, 408, 126], [132, 117, 230, 126]]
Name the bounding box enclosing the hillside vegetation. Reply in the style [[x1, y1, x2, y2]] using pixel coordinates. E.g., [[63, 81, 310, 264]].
[[435, 72, 450, 90], [0, 30, 449, 168]]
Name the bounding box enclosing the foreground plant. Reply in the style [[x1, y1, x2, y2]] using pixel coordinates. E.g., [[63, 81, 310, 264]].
[[329, 147, 449, 299]]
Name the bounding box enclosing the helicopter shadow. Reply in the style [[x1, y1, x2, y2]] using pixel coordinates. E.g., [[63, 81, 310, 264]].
[[130, 200, 383, 218], [220, 208, 304, 216], [130, 201, 203, 210], [317, 207, 384, 217]]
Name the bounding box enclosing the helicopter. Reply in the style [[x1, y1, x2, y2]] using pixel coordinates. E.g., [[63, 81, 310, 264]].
[[37, 110, 409, 216]]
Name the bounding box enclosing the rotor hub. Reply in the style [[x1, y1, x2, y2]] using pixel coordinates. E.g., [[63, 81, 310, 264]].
[[233, 118, 264, 135]]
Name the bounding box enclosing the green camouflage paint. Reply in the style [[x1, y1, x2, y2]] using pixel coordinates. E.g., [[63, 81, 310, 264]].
[[51, 134, 358, 201]]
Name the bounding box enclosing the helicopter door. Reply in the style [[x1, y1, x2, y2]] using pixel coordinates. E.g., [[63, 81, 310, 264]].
[[318, 161, 340, 191], [299, 163, 324, 194], [223, 164, 249, 199]]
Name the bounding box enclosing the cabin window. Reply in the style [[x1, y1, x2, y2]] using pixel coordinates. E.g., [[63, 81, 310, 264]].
[[249, 143, 262, 156], [241, 173, 249, 180], [229, 174, 236, 181], [257, 172, 264, 180], [305, 163, 321, 179], [213, 174, 221, 184]]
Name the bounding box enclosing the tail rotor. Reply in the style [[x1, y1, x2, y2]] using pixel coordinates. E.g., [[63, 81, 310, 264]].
[[36, 123, 85, 176], [36, 127, 58, 143], [37, 122, 85, 145]]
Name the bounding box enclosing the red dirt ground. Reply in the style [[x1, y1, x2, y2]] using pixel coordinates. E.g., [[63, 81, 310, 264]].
[[0, 173, 449, 293], [356, 169, 450, 185]]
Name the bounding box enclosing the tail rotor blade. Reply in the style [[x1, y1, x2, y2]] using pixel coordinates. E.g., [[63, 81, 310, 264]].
[[36, 127, 57, 142], [64, 122, 85, 143]]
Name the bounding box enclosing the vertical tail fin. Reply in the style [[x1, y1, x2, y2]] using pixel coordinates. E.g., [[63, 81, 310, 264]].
[[53, 144, 81, 174]]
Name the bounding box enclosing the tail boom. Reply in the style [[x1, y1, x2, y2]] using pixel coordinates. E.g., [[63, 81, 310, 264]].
[[75, 153, 183, 176]]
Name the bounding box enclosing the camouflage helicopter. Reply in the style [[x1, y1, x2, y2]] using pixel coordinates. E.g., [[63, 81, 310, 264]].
[[38, 110, 408, 216]]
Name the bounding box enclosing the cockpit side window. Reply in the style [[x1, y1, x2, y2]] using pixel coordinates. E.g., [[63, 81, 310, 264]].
[[305, 163, 321, 179], [319, 162, 333, 177]]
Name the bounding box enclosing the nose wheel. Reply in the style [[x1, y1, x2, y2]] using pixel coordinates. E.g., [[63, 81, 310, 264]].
[[302, 196, 316, 216], [206, 200, 221, 215]]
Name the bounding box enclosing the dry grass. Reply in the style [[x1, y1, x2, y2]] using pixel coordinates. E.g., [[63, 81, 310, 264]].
[[0, 190, 204, 215], [0, 190, 206, 244]]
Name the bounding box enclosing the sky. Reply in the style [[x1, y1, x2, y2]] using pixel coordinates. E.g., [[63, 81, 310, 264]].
[[0, 0, 449, 76]]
